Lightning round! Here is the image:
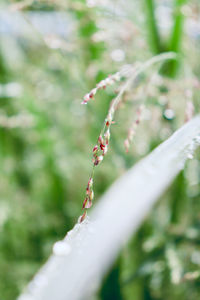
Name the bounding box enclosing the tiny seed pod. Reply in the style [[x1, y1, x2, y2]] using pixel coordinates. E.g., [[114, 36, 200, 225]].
[[79, 210, 87, 223], [93, 158, 99, 166], [98, 135, 104, 145], [93, 145, 98, 153], [89, 190, 94, 201], [100, 143, 105, 150], [81, 100, 87, 105], [84, 94, 90, 102], [82, 197, 88, 209], [94, 155, 104, 166], [85, 199, 92, 209], [103, 145, 108, 155]]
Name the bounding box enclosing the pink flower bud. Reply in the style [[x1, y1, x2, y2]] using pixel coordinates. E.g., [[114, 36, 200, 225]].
[[103, 145, 108, 155], [89, 190, 94, 201], [93, 145, 98, 153], [100, 143, 105, 151], [81, 100, 88, 105], [89, 92, 94, 98], [94, 155, 104, 166], [82, 197, 88, 209], [98, 135, 104, 145], [79, 210, 87, 223], [94, 159, 98, 166], [85, 199, 92, 208]]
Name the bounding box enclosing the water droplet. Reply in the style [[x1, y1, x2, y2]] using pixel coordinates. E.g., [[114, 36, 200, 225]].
[[53, 241, 71, 256], [163, 109, 175, 120]]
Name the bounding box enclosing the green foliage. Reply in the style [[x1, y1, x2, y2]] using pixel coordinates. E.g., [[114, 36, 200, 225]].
[[0, 0, 200, 299], [144, 0, 187, 77]]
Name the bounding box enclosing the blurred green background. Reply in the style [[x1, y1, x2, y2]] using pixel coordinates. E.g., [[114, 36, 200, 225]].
[[0, 0, 200, 299]]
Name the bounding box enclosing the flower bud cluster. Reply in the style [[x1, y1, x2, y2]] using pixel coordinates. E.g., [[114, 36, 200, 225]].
[[81, 72, 122, 105], [82, 178, 94, 209], [78, 55, 194, 223], [92, 134, 108, 165], [79, 112, 113, 222], [92, 111, 112, 165], [124, 104, 144, 153], [79, 65, 135, 222], [79, 177, 94, 222]]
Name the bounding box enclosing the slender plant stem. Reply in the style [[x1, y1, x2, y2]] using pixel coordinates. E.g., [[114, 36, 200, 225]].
[[144, 0, 163, 54], [110, 52, 177, 114], [87, 52, 177, 200], [165, 0, 187, 77], [144, 0, 186, 77]]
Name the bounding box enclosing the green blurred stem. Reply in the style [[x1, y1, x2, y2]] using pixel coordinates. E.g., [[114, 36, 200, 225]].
[[165, 0, 187, 77], [0, 49, 9, 82], [144, 0, 163, 54], [144, 0, 187, 77], [99, 258, 123, 300]]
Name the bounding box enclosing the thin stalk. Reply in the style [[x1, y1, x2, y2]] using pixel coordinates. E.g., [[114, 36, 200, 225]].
[[144, 0, 163, 54], [81, 52, 177, 219], [144, 0, 187, 77], [110, 52, 177, 113], [161, 0, 187, 77]]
